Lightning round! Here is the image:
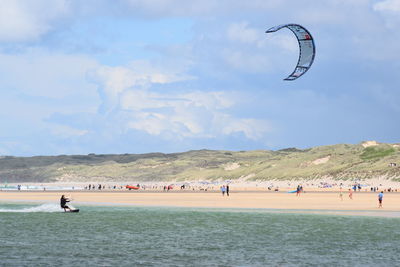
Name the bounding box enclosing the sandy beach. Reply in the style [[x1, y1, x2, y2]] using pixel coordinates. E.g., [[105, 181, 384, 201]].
[[1, 189, 399, 212]]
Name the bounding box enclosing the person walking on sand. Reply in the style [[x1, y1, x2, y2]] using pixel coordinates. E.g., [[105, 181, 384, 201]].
[[348, 189, 353, 200], [378, 191, 384, 208], [221, 185, 226, 196], [226, 185, 230, 196]]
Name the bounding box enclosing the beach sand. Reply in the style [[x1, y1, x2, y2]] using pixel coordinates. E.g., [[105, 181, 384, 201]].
[[1, 190, 399, 212]]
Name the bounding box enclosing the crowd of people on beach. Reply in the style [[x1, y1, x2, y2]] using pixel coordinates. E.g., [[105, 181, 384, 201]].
[[84, 184, 113, 190], [82, 183, 231, 194], [82, 183, 220, 192]]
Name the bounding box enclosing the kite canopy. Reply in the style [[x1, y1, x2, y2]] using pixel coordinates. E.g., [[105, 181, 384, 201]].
[[266, 24, 315, 81]]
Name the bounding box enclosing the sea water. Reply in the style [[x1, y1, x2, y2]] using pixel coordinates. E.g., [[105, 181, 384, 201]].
[[1, 203, 400, 266]]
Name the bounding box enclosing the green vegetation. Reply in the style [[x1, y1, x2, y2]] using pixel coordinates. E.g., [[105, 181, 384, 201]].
[[360, 147, 395, 160], [0, 142, 399, 183]]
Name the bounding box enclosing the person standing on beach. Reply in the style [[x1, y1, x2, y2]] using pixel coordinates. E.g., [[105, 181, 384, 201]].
[[226, 185, 230, 196], [378, 191, 383, 208], [339, 188, 343, 201], [221, 185, 226, 196], [348, 189, 353, 200]]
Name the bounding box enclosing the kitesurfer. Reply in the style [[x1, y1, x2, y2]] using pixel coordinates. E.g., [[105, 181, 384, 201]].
[[60, 195, 72, 212]]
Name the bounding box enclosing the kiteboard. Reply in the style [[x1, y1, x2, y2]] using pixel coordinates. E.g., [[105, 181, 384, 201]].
[[288, 190, 297, 193], [65, 209, 79, 213]]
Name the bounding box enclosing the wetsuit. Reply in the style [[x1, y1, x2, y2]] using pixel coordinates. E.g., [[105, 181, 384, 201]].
[[60, 196, 70, 210]]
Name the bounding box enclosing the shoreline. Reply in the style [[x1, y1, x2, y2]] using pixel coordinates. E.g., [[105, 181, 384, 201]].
[[1, 190, 399, 214]]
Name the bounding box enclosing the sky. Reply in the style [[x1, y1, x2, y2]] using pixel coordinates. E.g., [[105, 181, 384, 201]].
[[0, 0, 399, 156]]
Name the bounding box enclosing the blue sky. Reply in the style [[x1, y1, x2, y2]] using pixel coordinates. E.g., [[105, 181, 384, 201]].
[[0, 0, 399, 156]]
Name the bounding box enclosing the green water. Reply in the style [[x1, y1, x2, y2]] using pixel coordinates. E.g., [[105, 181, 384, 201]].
[[1, 203, 400, 266]]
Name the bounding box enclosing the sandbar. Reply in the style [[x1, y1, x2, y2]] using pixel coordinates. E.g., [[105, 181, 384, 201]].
[[1, 190, 399, 214]]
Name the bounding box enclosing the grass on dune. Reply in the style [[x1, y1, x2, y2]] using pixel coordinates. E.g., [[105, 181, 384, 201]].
[[1, 143, 400, 183]]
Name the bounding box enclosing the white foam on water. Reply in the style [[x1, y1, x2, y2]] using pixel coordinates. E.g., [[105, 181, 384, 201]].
[[0, 203, 64, 213]]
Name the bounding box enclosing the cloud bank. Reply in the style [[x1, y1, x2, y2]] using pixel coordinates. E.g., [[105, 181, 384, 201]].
[[0, 0, 399, 155]]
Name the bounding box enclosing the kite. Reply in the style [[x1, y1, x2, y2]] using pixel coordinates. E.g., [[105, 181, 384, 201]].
[[266, 24, 315, 81]]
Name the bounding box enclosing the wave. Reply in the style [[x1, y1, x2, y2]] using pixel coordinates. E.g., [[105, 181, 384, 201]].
[[0, 203, 65, 213]]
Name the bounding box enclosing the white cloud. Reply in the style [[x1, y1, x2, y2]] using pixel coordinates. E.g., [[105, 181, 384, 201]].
[[374, 0, 400, 12], [267, 34, 297, 52], [227, 22, 260, 44], [121, 89, 236, 138], [122, 0, 283, 17], [373, 0, 400, 28], [128, 112, 170, 135], [125, 96, 271, 140], [183, 91, 233, 109], [221, 28, 297, 74], [219, 117, 269, 140], [221, 49, 273, 73], [120, 90, 166, 110], [90, 60, 194, 112], [90, 61, 271, 141], [91, 66, 147, 112], [0, 0, 71, 42]]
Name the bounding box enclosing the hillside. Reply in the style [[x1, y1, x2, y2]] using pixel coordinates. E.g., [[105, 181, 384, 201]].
[[1, 141, 399, 183]]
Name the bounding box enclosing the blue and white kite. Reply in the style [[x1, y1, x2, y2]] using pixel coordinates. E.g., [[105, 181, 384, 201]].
[[266, 24, 316, 81]]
